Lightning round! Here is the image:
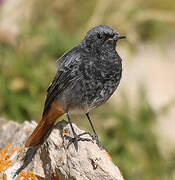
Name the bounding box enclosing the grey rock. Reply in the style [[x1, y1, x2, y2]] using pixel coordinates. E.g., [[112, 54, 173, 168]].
[[0, 118, 124, 180]]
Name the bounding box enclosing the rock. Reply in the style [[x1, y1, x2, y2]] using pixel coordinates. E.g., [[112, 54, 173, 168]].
[[0, 118, 124, 180]]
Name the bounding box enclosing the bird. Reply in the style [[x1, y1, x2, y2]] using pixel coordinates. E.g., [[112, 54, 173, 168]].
[[25, 25, 126, 150]]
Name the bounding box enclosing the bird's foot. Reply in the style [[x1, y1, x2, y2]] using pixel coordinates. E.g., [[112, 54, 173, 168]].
[[92, 135, 104, 150], [64, 132, 92, 151]]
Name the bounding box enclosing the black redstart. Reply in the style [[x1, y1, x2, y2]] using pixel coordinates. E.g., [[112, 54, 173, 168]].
[[25, 25, 126, 150]]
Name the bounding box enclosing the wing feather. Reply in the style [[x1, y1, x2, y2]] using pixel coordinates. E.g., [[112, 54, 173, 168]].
[[42, 52, 81, 116]]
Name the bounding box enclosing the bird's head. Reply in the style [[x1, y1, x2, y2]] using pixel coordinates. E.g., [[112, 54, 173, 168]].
[[82, 25, 126, 50]]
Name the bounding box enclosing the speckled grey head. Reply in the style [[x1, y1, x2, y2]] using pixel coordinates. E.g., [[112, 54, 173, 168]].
[[82, 25, 126, 48]]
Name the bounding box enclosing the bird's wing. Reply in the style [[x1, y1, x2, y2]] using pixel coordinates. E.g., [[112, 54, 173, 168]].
[[42, 52, 82, 116]]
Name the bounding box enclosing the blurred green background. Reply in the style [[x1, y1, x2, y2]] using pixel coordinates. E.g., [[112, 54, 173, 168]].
[[0, 0, 175, 179]]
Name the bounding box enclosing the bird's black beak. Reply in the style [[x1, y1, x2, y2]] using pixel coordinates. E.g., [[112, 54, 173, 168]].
[[113, 34, 126, 40]]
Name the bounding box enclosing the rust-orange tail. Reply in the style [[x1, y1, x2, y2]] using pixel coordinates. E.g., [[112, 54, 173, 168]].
[[25, 101, 65, 147]]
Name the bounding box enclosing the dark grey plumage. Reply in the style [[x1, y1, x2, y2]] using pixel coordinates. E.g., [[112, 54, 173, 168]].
[[24, 25, 126, 149], [43, 25, 125, 116]]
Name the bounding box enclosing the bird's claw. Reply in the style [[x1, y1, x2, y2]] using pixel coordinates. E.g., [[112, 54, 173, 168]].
[[92, 135, 104, 150], [64, 132, 93, 151]]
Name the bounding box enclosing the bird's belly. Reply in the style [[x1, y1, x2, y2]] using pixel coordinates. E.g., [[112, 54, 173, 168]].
[[56, 65, 122, 113], [68, 106, 86, 114], [56, 80, 89, 113]]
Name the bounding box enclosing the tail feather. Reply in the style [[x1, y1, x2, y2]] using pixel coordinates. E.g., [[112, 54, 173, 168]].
[[25, 101, 64, 147]]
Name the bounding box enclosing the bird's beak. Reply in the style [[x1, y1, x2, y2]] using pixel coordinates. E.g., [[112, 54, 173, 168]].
[[113, 34, 126, 40]]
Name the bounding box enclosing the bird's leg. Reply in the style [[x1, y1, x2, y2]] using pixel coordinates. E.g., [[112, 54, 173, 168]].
[[65, 112, 92, 151], [86, 113, 103, 149]]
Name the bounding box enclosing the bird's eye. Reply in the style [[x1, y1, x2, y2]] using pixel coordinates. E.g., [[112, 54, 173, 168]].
[[97, 33, 103, 39]]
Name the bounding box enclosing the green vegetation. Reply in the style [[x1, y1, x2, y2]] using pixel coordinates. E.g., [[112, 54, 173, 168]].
[[0, 0, 175, 179]]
